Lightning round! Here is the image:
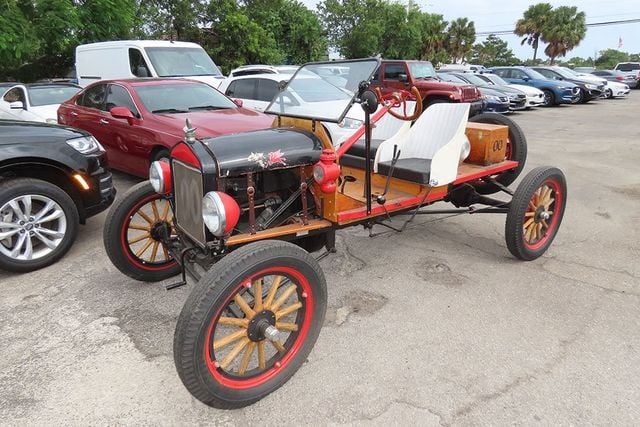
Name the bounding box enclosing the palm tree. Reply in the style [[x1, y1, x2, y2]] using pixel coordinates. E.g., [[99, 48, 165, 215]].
[[514, 3, 553, 61], [419, 13, 448, 61], [447, 17, 475, 63], [541, 6, 586, 64]]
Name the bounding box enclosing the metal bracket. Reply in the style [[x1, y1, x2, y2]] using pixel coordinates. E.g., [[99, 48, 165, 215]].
[[247, 174, 256, 234]]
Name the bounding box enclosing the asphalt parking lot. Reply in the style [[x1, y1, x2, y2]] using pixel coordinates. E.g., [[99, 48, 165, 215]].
[[2, 94, 640, 425]]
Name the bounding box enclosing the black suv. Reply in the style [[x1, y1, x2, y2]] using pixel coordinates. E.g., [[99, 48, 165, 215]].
[[531, 66, 605, 103], [0, 121, 115, 272]]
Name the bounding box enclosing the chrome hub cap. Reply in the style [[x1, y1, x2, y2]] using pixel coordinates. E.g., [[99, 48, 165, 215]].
[[0, 195, 66, 261]]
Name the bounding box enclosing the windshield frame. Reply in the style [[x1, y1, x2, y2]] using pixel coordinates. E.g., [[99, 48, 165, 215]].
[[264, 58, 380, 124]]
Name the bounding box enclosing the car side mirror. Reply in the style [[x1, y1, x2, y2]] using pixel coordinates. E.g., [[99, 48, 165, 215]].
[[9, 101, 24, 110], [110, 106, 135, 124], [232, 98, 243, 107], [398, 73, 408, 82], [522, 77, 530, 82]]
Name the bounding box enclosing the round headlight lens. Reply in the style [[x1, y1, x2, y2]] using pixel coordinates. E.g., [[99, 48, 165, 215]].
[[313, 165, 325, 183], [202, 192, 227, 237], [149, 161, 164, 194]]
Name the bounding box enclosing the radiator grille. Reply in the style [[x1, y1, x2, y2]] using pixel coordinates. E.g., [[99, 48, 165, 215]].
[[172, 160, 206, 245]]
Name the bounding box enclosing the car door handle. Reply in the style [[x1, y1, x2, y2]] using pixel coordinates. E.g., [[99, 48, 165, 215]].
[[70, 111, 78, 117], [99, 119, 109, 125]]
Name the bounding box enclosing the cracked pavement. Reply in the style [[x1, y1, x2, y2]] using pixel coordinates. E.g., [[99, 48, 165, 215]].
[[1, 94, 639, 425]]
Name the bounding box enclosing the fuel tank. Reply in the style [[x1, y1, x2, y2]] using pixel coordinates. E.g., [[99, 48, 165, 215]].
[[201, 127, 323, 177]]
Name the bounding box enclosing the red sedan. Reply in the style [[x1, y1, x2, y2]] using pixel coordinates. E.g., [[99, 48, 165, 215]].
[[58, 79, 275, 177]]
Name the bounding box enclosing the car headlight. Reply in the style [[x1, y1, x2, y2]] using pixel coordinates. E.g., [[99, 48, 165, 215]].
[[202, 191, 241, 237], [337, 117, 363, 129], [585, 83, 597, 90], [487, 95, 501, 101], [65, 136, 104, 154], [45, 118, 58, 124], [149, 161, 171, 194]]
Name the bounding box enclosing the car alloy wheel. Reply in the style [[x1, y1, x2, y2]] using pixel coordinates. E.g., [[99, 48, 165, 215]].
[[0, 194, 66, 262]]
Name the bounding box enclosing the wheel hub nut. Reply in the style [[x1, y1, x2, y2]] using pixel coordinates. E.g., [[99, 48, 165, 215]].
[[262, 324, 280, 342]]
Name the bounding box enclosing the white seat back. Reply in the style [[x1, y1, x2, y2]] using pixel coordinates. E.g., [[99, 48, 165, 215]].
[[370, 101, 416, 141], [374, 103, 470, 185]]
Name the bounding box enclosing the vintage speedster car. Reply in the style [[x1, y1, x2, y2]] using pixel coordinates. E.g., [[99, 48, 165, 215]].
[[103, 58, 566, 408]]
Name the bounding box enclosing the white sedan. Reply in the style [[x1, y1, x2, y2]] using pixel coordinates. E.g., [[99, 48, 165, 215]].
[[480, 73, 545, 107], [603, 80, 630, 99], [0, 83, 81, 123], [218, 73, 363, 146]]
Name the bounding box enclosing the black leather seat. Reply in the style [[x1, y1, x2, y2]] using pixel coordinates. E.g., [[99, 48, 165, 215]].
[[377, 158, 432, 184], [340, 138, 385, 169]]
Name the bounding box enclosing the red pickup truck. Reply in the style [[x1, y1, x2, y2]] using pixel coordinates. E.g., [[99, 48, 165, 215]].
[[370, 60, 484, 116]]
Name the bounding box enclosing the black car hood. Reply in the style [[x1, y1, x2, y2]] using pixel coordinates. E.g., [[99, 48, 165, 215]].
[[202, 127, 323, 177], [0, 121, 89, 145]]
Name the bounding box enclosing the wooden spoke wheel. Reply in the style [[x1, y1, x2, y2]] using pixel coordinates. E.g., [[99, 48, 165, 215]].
[[103, 182, 180, 282], [174, 240, 327, 409], [506, 167, 567, 260]]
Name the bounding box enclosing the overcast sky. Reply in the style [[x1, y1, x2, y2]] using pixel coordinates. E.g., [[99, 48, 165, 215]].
[[302, 0, 640, 60]]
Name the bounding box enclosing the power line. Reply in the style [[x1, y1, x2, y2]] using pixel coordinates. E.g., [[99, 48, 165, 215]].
[[476, 18, 640, 37]]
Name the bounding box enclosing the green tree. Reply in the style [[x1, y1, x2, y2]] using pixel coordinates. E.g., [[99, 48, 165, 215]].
[[470, 34, 519, 66], [595, 49, 629, 69], [202, 0, 283, 73], [244, 0, 328, 64], [77, 0, 135, 43], [377, 2, 422, 59], [318, 0, 386, 58], [0, 1, 40, 77], [514, 3, 553, 61], [447, 17, 475, 63], [541, 6, 586, 64], [418, 13, 449, 62]]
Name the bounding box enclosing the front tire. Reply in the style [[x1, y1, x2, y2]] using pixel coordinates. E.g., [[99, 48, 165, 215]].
[[505, 167, 567, 260], [542, 90, 555, 107], [103, 181, 180, 281], [174, 240, 327, 409], [468, 113, 528, 194], [0, 178, 79, 272]]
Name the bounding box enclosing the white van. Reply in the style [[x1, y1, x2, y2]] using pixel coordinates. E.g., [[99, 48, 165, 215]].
[[75, 40, 226, 88], [438, 64, 487, 73]]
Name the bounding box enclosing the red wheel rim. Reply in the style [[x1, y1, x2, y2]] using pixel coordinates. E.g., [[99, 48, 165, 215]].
[[121, 194, 177, 271], [204, 266, 314, 389], [522, 178, 562, 250]]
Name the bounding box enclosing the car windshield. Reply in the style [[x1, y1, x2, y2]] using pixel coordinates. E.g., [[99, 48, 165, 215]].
[[409, 62, 437, 79], [144, 47, 223, 77], [551, 67, 578, 79], [27, 85, 80, 106], [438, 73, 466, 84], [617, 63, 640, 71], [456, 73, 486, 86], [135, 82, 236, 113], [265, 59, 379, 122], [479, 74, 504, 85], [526, 68, 547, 80]]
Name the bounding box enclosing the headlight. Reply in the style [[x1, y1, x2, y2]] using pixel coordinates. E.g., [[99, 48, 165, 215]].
[[45, 118, 58, 124], [337, 117, 363, 129], [585, 83, 597, 90], [149, 161, 171, 194], [202, 191, 241, 237], [487, 95, 500, 101], [66, 136, 104, 154], [313, 164, 325, 183]]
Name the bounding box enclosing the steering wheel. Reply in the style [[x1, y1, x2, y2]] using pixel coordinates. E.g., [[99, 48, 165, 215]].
[[374, 87, 423, 121]]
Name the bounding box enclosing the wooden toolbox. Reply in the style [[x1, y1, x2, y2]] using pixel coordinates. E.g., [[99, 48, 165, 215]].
[[464, 122, 509, 165]]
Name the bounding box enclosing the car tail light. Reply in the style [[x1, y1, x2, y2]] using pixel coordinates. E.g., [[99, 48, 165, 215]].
[[616, 76, 625, 81], [313, 149, 341, 193]]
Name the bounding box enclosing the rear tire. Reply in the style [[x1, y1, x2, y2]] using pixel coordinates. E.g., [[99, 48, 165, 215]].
[[468, 113, 527, 194], [505, 167, 567, 260], [174, 240, 327, 409]]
